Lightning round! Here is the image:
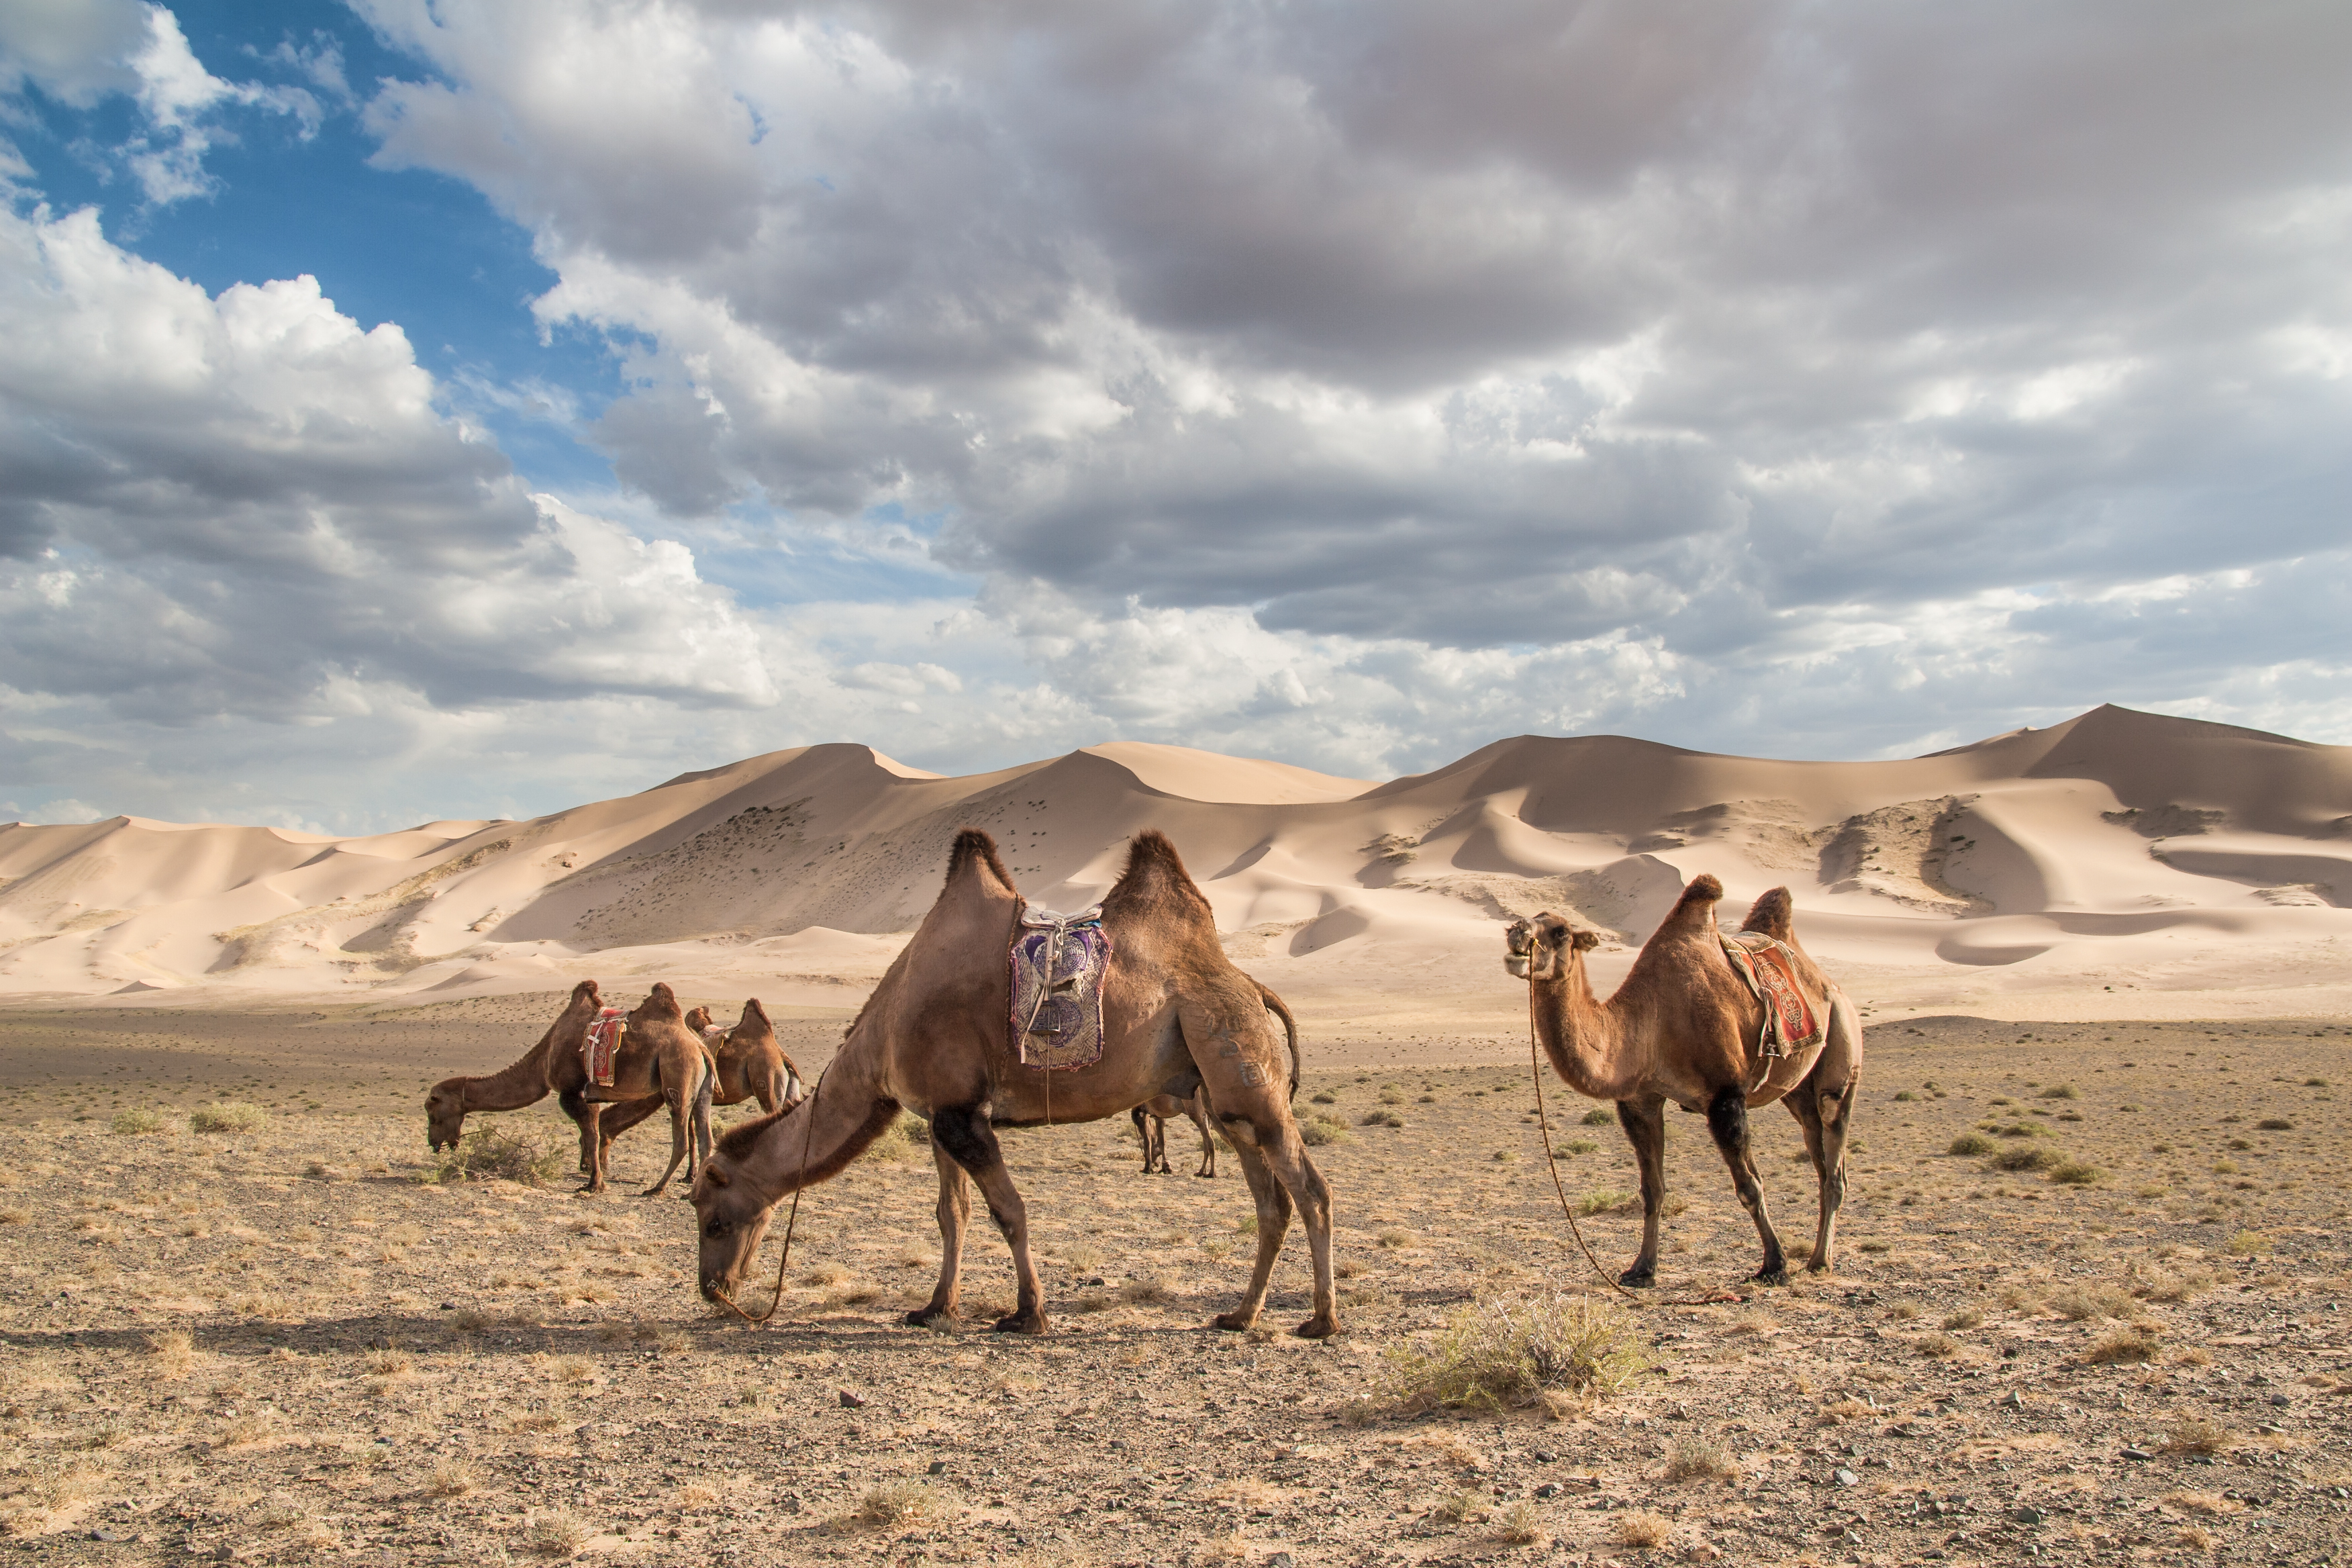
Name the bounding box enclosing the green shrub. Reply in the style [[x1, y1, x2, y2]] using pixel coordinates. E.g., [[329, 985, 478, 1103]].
[[189, 1101, 267, 1134], [111, 1107, 168, 1135], [1947, 1132, 1996, 1157], [1577, 1187, 1634, 1216], [1580, 1106, 1617, 1127], [1990, 1144, 2059, 1172], [2047, 1159, 2101, 1185], [2039, 1084, 2078, 1100], [1300, 1114, 1354, 1147], [1360, 1109, 1405, 1129], [2255, 1118, 2292, 1131]]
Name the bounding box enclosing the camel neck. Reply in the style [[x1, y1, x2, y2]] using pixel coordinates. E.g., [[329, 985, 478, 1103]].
[[1529, 952, 1638, 1101], [738, 1038, 898, 1206], [462, 1020, 568, 1112]]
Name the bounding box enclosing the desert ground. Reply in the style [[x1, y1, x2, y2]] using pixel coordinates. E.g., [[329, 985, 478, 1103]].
[[2, 995, 2347, 1567]]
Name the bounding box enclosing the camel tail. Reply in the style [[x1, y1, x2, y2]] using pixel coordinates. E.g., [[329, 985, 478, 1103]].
[[1740, 885, 1798, 942], [944, 827, 1018, 893], [1256, 980, 1302, 1100]]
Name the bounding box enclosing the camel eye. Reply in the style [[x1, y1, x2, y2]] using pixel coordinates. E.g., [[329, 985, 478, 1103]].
[[703, 1219, 730, 1238]]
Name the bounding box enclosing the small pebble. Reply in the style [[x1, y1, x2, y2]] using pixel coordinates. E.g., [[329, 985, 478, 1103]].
[[1834, 1468, 1859, 1487], [838, 1389, 867, 1408]]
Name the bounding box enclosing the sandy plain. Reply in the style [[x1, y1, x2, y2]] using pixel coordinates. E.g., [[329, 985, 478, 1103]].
[[1, 995, 2348, 1567]]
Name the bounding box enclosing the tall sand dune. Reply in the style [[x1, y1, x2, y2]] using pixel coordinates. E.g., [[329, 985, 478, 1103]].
[[2, 705, 2346, 1022]]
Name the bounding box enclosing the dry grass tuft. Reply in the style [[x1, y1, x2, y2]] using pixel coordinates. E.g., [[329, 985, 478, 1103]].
[[856, 1479, 937, 1526], [1948, 1132, 1997, 1156], [424, 1462, 476, 1498], [189, 1100, 268, 1133], [2047, 1159, 2102, 1185], [431, 1124, 565, 1186], [1616, 1509, 1673, 1549], [2079, 1325, 2160, 1365], [2162, 1490, 2240, 1517], [1489, 1500, 1547, 1545], [1990, 1144, 2059, 1172], [524, 1506, 591, 1557], [1371, 1292, 1645, 1416], [2159, 1417, 2233, 1456], [110, 1107, 168, 1135], [1941, 1308, 1983, 1330], [145, 1328, 195, 1378], [2051, 1285, 2137, 1321], [1663, 1434, 1738, 1483], [1118, 1276, 1173, 1305]]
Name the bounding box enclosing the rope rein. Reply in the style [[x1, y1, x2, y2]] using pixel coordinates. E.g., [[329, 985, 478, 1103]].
[[1527, 982, 1643, 1306], [1526, 963, 1745, 1311], [714, 1059, 826, 1329]]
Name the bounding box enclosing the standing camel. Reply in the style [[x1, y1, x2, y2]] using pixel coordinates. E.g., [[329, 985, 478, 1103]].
[[1133, 981, 1296, 1177], [591, 983, 717, 1198], [693, 829, 1338, 1338], [424, 979, 714, 1197], [681, 1000, 808, 1112], [1503, 875, 1863, 1287], [1133, 1091, 1218, 1176]]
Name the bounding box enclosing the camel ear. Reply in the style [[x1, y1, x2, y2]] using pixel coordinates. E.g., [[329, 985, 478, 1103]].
[[1570, 928, 1602, 952], [705, 1167, 730, 1189]]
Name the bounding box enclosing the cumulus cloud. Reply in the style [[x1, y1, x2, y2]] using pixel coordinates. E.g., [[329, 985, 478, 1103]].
[[0, 206, 776, 731], [354, 1, 2352, 659]]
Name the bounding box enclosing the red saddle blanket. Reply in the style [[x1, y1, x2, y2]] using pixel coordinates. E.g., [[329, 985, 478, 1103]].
[[584, 1008, 626, 1087], [1718, 932, 1824, 1061]]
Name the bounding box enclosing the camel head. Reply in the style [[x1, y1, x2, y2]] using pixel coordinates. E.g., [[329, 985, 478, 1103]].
[[424, 1077, 468, 1152], [683, 1005, 714, 1034], [691, 1146, 773, 1304], [1503, 912, 1598, 981]]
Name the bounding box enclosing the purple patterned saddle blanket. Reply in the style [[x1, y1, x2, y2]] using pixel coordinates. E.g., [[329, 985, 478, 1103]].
[[1010, 905, 1114, 1071]]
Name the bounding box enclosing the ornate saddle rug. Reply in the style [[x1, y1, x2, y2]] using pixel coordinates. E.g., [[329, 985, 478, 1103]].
[[1718, 932, 1823, 1061], [1009, 905, 1114, 1071], [585, 1007, 627, 1087]]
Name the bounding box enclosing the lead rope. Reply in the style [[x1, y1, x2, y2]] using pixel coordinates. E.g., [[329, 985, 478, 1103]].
[[714, 1062, 825, 1329], [1528, 984, 1643, 1306]]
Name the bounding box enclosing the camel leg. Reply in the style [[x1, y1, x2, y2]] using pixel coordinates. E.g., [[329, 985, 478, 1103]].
[[591, 1095, 663, 1187], [1189, 1097, 1217, 1178], [641, 1087, 691, 1197], [1617, 1096, 1669, 1287], [1707, 1086, 1787, 1285], [560, 1088, 601, 1187], [1130, 1108, 1157, 1175], [689, 1064, 715, 1185], [1251, 1122, 1337, 1338], [1785, 1067, 1858, 1273], [932, 1107, 1048, 1335], [907, 1141, 971, 1328], [1212, 1135, 1295, 1332]]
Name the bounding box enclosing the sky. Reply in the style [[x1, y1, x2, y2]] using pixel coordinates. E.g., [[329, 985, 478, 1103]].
[[2, 1, 2349, 833]]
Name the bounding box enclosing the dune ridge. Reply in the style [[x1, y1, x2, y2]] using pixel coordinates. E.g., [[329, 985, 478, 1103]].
[[2, 708, 2347, 1020]]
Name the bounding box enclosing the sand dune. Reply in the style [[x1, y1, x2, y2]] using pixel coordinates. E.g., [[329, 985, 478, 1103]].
[[2, 707, 2347, 1021]]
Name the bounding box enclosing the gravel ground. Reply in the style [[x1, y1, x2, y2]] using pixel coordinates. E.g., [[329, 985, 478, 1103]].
[[1, 1001, 2347, 1565]]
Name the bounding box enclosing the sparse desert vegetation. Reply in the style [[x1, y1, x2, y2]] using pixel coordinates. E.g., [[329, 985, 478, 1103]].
[[0, 1001, 2343, 1564]]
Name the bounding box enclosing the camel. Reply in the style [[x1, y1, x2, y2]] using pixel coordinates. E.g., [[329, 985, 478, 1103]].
[[540, 998, 808, 1163], [692, 828, 1338, 1338], [1133, 1090, 1218, 1176], [1503, 875, 1863, 1287], [590, 983, 718, 1197], [423, 979, 715, 1197]]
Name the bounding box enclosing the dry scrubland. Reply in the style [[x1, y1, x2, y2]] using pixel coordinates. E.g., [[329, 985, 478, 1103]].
[[1, 1002, 2349, 1566]]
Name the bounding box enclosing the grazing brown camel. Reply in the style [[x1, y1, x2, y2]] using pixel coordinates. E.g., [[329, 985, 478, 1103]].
[[1133, 981, 1297, 1177], [423, 979, 714, 1197], [693, 829, 1338, 1338], [1134, 1089, 1218, 1176], [1503, 875, 1863, 1287], [682, 1000, 808, 1112]]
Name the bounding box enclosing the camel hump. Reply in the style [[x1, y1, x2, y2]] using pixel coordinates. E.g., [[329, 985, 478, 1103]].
[[571, 978, 601, 1005], [1110, 829, 1210, 913], [638, 981, 683, 1019], [944, 827, 1018, 893], [1673, 873, 1724, 910], [1740, 886, 1797, 941], [741, 997, 771, 1028]]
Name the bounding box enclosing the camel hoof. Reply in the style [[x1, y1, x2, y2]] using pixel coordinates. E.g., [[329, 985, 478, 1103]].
[[1211, 1311, 1256, 1333], [903, 1307, 957, 1329], [1752, 1265, 1789, 1287], [1618, 1267, 1656, 1289], [991, 1309, 1047, 1336], [1805, 1257, 1832, 1275], [1293, 1313, 1339, 1340]]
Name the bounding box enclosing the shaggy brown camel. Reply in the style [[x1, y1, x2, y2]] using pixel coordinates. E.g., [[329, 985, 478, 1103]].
[[1133, 1090, 1217, 1176], [1133, 981, 1297, 1177], [693, 828, 1339, 1338], [1504, 875, 1863, 1287], [423, 979, 715, 1197]]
